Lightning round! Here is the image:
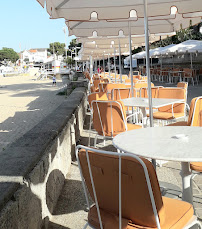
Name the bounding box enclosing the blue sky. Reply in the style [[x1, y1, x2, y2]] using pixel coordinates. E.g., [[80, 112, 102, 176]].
[[0, 0, 75, 52]]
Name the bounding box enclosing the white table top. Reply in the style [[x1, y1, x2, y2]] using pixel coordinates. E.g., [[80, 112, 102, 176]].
[[121, 97, 184, 108], [113, 126, 202, 162]]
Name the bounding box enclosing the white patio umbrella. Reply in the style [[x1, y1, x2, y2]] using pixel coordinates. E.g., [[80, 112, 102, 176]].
[[67, 13, 202, 37], [37, 0, 202, 21], [160, 40, 202, 68], [37, 0, 202, 130], [66, 10, 201, 98], [78, 33, 175, 81]]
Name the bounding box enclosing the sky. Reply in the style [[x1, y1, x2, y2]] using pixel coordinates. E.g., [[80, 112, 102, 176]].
[[0, 0, 75, 53]]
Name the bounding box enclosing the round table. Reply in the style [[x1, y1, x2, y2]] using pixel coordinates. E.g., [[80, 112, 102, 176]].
[[113, 126, 202, 205]]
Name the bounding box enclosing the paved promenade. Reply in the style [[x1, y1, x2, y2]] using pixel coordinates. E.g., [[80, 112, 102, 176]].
[[0, 75, 66, 154]]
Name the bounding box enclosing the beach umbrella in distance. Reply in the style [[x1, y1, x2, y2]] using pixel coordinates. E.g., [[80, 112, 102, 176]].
[[160, 40, 202, 68]]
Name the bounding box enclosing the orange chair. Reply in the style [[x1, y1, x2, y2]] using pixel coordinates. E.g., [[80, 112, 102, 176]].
[[167, 97, 202, 191], [177, 82, 188, 90], [152, 88, 186, 123], [88, 92, 108, 109], [105, 83, 126, 99], [93, 79, 102, 90], [111, 88, 132, 100], [182, 68, 197, 86], [91, 100, 141, 146], [77, 145, 201, 229], [134, 82, 154, 97], [167, 96, 202, 127], [88, 92, 108, 146], [125, 78, 139, 84], [141, 87, 161, 99]]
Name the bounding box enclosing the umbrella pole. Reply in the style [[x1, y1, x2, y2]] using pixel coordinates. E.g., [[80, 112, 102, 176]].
[[95, 58, 97, 73], [114, 48, 117, 83], [143, 0, 153, 126], [103, 54, 105, 77], [90, 55, 93, 81], [119, 39, 122, 83], [143, 0, 156, 170], [108, 54, 110, 76], [129, 21, 134, 97], [190, 53, 193, 69]]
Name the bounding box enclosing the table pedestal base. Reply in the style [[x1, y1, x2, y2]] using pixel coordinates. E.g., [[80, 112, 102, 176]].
[[181, 162, 193, 205]]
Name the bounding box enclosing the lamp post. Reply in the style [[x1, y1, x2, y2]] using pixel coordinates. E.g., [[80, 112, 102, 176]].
[[63, 27, 68, 61]]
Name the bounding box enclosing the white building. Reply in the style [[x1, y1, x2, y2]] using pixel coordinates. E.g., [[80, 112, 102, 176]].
[[22, 48, 48, 63]]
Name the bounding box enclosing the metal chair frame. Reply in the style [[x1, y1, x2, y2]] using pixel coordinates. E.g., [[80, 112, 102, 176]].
[[76, 145, 201, 229], [90, 100, 139, 147]]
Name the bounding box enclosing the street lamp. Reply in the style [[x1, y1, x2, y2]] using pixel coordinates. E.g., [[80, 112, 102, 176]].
[[63, 27, 68, 60]]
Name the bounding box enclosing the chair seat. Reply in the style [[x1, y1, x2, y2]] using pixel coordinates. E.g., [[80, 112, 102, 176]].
[[151, 112, 185, 120], [88, 197, 193, 229], [167, 121, 188, 126], [127, 123, 142, 131], [190, 162, 202, 172], [97, 123, 142, 137]]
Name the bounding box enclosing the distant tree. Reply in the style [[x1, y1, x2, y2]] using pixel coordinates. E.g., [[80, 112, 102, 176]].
[[48, 42, 66, 56], [0, 47, 19, 63], [64, 56, 74, 65], [68, 39, 82, 55]]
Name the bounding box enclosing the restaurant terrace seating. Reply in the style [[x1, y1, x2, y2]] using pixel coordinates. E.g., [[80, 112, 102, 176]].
[[91, 100, 141, 146], [77, 145, 200, 229], [151, 88, 186, 123]]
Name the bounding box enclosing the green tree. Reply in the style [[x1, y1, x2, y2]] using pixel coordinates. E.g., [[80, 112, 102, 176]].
[[48, 42, 66, 56], [64, 56, 74, 65], [68, 39, 82, 55], [0, 47, 19, 63]]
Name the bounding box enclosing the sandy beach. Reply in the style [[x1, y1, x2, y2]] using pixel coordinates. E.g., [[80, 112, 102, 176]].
[[0, 75, 66, 153]]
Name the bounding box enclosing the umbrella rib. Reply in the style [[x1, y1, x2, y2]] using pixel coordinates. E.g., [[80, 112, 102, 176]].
[[71, 21, 83, 30], [56, 0, 70, 10]]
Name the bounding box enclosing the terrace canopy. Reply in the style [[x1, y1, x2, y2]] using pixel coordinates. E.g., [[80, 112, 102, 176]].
[[37, 0, 202, 130], [37, 0, 202, 21]]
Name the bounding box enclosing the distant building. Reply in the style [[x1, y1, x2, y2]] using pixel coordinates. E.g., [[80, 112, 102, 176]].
[[22, 48, 48, 64]]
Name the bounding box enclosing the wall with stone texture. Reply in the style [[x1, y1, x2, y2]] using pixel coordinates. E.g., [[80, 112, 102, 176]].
[[0, 87, 87, 229]]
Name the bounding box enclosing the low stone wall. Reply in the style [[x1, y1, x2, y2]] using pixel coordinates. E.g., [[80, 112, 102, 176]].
[[0, 87, 87, 229]]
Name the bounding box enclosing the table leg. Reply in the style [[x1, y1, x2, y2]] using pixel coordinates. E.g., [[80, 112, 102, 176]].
[[140, 107, 147, 128], [181, 162, 193, 205]]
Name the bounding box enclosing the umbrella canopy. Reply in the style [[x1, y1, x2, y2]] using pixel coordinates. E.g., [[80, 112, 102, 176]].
[[160, 40, 202, 55], [79, 47, 129, 55], [131, 44, 176, 59], [67, 13, 201, 37], [78, 33, 175, 49], [37, 0, 202, 21]]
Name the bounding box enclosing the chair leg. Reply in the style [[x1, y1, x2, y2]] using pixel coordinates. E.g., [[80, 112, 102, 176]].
[[94, 134, 98, 148], [103, 137, 106, 146], [88, 114, 93, 146]]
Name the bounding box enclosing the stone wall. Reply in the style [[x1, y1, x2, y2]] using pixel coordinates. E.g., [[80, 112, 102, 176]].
[[0, 87, 87, 229]]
